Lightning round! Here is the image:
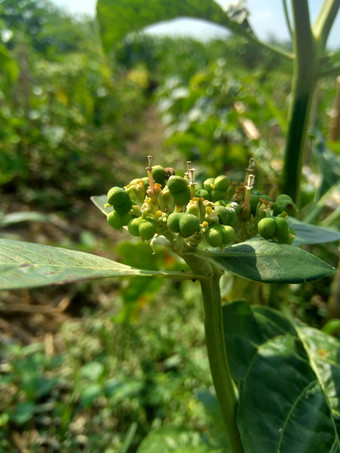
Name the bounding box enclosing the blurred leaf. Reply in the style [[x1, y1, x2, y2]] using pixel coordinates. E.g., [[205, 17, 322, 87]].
[[137, 426, 221, 452], [96, 0, 254, 56], [80, 361, 105, 380], [313, 131, 340, 199], [0, 211, 51, 227], [80, 383, 103, 407], [199, 238, 336, 283], [290, 217, 340, 246], [0, 42, 19, 84], [322, 319, 340, 336], [12, 402, 35, 425], [0, 239, 191, 290], [223, 300, 340, 452]]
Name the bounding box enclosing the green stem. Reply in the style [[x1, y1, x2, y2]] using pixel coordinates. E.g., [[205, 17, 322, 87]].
[[183, 254, 244, 453], [199, 273, 243, 453], [282, 0, 293, 38], [282, 0, 317, 203], [313, 0, 340, 51]]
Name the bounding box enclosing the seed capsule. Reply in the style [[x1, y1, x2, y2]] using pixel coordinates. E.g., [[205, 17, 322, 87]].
[[214, 175, 230, 191], [178, 213, 200, 238], [107, 186, 132, 214], [258, 217, 277, 239], [221, 225, 235, 244], [203, 178, 215, 192], [273, 194, 297, 216], [152, 165, 167, 186], [206, 226, 223, 247], [138, 219, 157, 240], [275, 216, 290, 243], [128, 217, 143, 236], [214, 206, 230, 225], [167, 212, 183, 233], [167, 176, 189, 194], [107, 211, 131, 230]]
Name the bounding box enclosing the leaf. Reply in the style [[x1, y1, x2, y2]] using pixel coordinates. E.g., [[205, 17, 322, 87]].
[[223, 300, 340, 453], [203, 238, 336, 283], [96, 0, 254, 55], [0, 239, 192, 290], [137, 426, 221, 453], [90, 195, 111, 216], [0, 211, 51, 227], [290, 217, 340, 246]]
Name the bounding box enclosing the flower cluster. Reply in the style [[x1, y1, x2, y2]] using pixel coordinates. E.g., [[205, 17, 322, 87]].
[[106, 157, 296, 252]]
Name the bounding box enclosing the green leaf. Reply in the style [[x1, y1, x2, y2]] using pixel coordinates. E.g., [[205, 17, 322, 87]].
[[290, 217, 340, 246], [0, 211, 51, 227], [90, 195, 111, 216], [96, 0, 253, 55], [203, 238, 336, 283], [0, 239, 192, 290], [223, 301, 340, 453], [137, 426, 221, 453]]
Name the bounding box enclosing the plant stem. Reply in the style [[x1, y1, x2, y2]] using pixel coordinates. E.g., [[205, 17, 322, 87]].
[[199, 272, 244, 453], [282, 0, 317, 203], [183, 253, 243, 452]]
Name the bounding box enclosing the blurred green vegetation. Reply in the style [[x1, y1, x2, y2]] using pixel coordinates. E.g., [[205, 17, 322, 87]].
[[1, 0, 340, 451]]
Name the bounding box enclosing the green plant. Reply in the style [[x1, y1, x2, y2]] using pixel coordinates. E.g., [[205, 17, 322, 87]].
[[1, 156, 340, 452], [1, 0, 340, 451]]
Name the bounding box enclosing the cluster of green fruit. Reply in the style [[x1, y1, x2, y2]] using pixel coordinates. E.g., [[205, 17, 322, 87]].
[[106, 158, 297, 251]]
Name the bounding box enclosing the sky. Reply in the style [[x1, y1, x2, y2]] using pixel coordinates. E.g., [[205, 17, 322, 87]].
[[50, 0, 340, 49]]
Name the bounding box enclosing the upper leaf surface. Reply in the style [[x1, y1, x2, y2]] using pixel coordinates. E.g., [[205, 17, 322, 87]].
[[0, 239, 189, 290], [96, 0, 251, 55], [205, 238, 336, 283], [223, 300, 340, 452]]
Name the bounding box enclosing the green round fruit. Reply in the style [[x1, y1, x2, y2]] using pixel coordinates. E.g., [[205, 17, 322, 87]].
[[215, 206, 230, 225], [107, 187, 129, 207], [203, 178, 215, 192], [138, 219, 157, 240], [273, 194, 297, 216], [114, 197, 132, 215], [128, 217, 143, 236], [167, 212, 183, 233], [107, 211, 123, 230], [211, 189, 227, 202], [178, 213, 200, 238], [221, 225, 235, 244], [258, 217, 277, 239], [225, 207, 237, 226], [195, 188, 210, 199], [167, 176, 189, 194], [275, 216, 290, 243], [214, 175, 230, 191], [226, 202, 241, 216], [206, 226, 223, 247], [172, 190, 190, 206], [152, 165, 167, 185]]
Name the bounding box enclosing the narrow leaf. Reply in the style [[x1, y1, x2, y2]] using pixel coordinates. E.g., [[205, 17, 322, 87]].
[[223, 301, 340, 452], [0, 239, 191, 290], [290, 217, 340, 246], [204, 238, 336, 283]]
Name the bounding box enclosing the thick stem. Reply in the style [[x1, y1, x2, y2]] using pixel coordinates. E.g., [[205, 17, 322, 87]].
[[199, 273, 244, 453], [282, 0, 317, 203], [183, 253, 243, 452]]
